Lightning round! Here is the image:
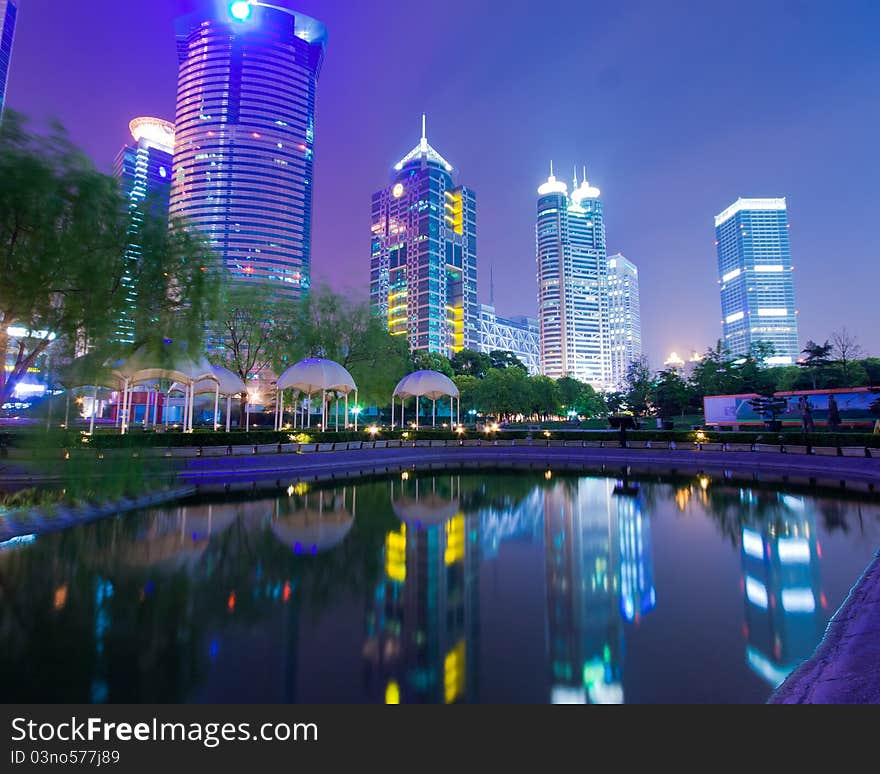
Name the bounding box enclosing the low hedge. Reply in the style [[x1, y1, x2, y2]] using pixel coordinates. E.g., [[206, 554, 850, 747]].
[[4, 427, 880, 450]]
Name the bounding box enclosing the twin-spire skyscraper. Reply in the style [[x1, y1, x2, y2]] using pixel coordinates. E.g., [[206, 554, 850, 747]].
[[536, 162, 640, 390]]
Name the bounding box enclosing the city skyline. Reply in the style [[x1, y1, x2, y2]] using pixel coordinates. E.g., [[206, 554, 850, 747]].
[[5, 0, 880, 365]]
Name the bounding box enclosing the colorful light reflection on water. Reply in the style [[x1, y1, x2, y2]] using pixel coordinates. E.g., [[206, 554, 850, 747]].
[[1, 472, 878, 703]]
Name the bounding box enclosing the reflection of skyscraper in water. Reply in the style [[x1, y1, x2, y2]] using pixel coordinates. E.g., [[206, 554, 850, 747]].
[[740, 492, 824, 687], [364, 475, 480, 703], [544, 478, 625, 704], [618, 494, 656, 624]]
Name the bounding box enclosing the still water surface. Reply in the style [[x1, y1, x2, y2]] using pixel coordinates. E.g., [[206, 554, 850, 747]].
[[2, 470, 879, 703]]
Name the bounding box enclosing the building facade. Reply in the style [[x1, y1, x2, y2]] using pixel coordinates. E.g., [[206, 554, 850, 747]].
[[113, 118, 175, 344], [715, 198, 799, 364], [606, 253, 642, 388], [0, 0, 17, 118], [536, 167, 610, 388], [478, 304, 540, 375], [170, 1, 327, 299], [370, 117, 478, 356]]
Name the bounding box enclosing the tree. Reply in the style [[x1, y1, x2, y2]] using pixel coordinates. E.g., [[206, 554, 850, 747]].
[[208, 283, 295, 415], [527, 376, 560, 420], [689, 341, 737, 400], [283, 286, 411, 407], [624, 357, 654, 416], [411, 350, 454, 378], [831, 328, 864, 386], [487, 350, 527, 372], [477, 367, 530, 420], [0, 112, 220, 407], [800, 339, 833, 389], [450, 348, 491, 378], [651, 369, 690, 419], [453, 375, 480, 421]]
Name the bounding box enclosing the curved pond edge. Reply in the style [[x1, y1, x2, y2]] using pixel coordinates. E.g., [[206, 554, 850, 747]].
[[770, 547, 880, 704], [0, 486, 196, 544]]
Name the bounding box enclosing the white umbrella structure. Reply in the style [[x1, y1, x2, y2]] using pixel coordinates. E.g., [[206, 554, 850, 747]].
[[393, 370, 460, 429], [111, 347, 217, 434], [186, 366, 247, 432], [275, 358, 358, 431]]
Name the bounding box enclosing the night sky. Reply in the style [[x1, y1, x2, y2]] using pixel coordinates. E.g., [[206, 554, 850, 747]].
[[6, 0, 879, 365]]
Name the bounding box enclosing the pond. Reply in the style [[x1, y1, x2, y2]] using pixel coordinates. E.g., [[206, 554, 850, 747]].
[[1, 469, 879, 703]]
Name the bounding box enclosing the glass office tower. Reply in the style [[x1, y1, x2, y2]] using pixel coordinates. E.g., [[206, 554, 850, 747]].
[[715, 198, 799, 364], [607, 253, 642, 389], [113, 118, 175, 344], [370, 116, 478, 356], [0, 0, 17, 118], [170, 1, 327, 299], [536, 166, 610, 388]]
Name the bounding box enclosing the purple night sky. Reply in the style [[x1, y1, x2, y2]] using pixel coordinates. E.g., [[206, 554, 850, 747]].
[[6, 0, 879, 365]]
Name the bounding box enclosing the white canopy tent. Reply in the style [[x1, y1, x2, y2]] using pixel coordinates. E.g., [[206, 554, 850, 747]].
[[173, 366, 247, 432], [392, 370, 460, 429], [111, 348, 217, 434], [275, 358, 359, 431]]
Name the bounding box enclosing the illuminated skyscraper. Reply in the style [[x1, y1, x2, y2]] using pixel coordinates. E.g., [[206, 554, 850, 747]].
[[113, 118, 175, 344], [606, 253, 642, 389], [715, 198, 799, 364], [536, 166, 610, 388], [170, 1, 327, 298], [370, 116, 478, 356], [0, 0, 18, 118]]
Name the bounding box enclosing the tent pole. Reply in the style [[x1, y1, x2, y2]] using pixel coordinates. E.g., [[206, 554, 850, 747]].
[[415, 396, 419, 430], [322, 390, 326, 428], [89, 385, 98, 435], [214, 384, 220, 430], [391, 396, 394, 430], [345, 393, 349, 429], [433, 399, 436, 428], [226, 395, 231, 432], [307, 393, 311, 429], [354, 390, 359, 431], [335, 395, 339, 432]]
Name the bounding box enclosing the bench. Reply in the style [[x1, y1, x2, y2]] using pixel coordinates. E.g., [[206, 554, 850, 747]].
[[279, 443, 298, 454], [548, 440, 566, 447], [868, 448, 880, 459], [495, 439, 514, 447], [725, 443, 754, 452], [430, 440, 448, 448], [299, 443, 317, 453], [840, 447, 868, 458], [373, 440, 388, 449], [256, 443, 281, 454], [783, 444, 809, 455], [627, 441, 649, 449], [698, 442, 724, 451], [647, 441, 670, 450], [564, 440, 584, 448], [462, 439, 482, 447], [230, 445, 257, 456], [753, 443, 782, 453], [583, 440, 604, 448], [317, 443, 336, 452], [811, 446, 839, 457], [386, 440, 402, 448]]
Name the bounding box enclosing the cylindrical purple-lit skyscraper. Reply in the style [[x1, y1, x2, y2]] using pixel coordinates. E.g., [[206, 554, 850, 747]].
[[170, 1, 327, 298]]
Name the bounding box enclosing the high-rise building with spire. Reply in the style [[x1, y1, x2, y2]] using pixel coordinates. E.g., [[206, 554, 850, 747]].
[[535, 164, 610, 387], [370, 116, 478, 356], [0, 0, 18, 118]]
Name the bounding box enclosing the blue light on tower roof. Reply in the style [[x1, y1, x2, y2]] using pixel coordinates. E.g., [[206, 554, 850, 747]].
[[230, 1, 252, 21]]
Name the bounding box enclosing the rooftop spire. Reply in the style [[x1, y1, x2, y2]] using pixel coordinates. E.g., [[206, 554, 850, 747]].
[[573, 165, 579, 189], [549, 160, 554, 177], [393, 114, 454, 173]]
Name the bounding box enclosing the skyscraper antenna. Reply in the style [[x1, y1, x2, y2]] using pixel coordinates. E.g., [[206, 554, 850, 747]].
[[573, 165, 579, 188], [583, 164, 588, 183], [549, 160, 554, 178], [421, 113, 427, 141]]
